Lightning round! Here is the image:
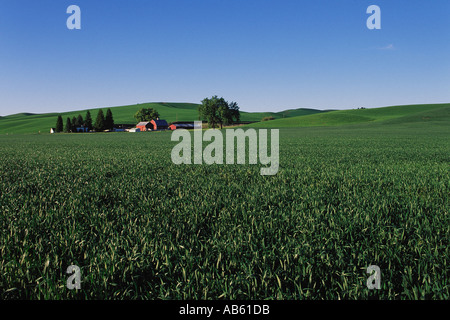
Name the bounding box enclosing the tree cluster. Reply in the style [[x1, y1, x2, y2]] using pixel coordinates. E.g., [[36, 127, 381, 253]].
[[134, 108, 160, 123], [198, 96, 240, 129], [93, 108, 114, 132], [56, 109, 114, 133]]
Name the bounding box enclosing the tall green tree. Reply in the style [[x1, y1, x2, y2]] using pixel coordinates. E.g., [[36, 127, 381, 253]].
[[198, 96, 220, 128], [76, 114, 84, 127], [56, 115, 63, 133], [198, 96, 240, 129], [217, 99, 232, 129], [229, 101, 240, 123], [105, 108, 114, 130], [64, 117, 72, 133], [94, 109, 105, 132], [134, 108, 160, 123], [71, 116, 77, 132], [85, 111, 93, 131]]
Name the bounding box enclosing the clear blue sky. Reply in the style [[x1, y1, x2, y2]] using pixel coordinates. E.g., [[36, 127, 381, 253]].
[[0, 0, 449, 116]]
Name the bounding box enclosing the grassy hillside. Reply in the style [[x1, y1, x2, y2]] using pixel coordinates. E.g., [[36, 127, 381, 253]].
[[0, 102, 324, 134], [247, 103, 450, 128], [0, 103, 198, 134], [239, 108, 327, 122], [1, 102, 447, 134]]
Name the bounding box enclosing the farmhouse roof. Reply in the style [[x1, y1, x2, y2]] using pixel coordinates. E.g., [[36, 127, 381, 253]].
[[152, 119, 168, 126], [136, 122, 151, 126]]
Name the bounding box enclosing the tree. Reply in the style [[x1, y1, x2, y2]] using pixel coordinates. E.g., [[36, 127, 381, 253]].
[[85, 111, 93, 131], [134, 108, 160, 123], [64, 117, 72, 133], [229, 101, 240, 123], [71, 116, 77, 132], [198, 96, 220, 129], [94, 109, 105, 132], [105, 108, 114, 130], [217, 99, 232, 129], [56, 115, 63, 133], [76, 114, 84, 127], [198, 96, 240, 129]]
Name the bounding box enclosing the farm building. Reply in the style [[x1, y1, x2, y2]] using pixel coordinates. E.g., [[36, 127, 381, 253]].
[[50, 128, 56, 134], [169, 122, 196, 130], [136, 122, 153, 132], [136, 119, 169, 132], [151, 119, 168, 131]]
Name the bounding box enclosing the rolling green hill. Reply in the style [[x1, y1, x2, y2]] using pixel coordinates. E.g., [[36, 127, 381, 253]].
[[247, 103, 450, 128], [1, 102, 448, 134], [0, 103, 198, 134], [0, 102, 325, 134], [239, 108, 328, 121]]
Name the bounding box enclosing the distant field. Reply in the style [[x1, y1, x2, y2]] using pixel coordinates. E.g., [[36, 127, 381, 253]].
[[0, 117, 448, 299], [241, 108, 327, 122], [0, 102, 325, 134], [247, 103, 450, 128], [2, 101, 447, 135]]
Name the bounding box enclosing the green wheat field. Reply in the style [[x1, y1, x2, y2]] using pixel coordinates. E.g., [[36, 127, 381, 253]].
[[0, 104, 449, 299]]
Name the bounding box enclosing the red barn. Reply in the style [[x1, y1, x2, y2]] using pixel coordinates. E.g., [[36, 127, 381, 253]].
[[136, 122, 152, 132], [150, 119, 168, 131]]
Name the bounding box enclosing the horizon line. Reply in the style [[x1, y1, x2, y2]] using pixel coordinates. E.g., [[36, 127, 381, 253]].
[[1, 101, 449, 118]]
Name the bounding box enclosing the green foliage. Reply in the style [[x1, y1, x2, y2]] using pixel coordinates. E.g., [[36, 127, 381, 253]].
[[71, 116, 77, 132], [3, 103, 448, 135], [105, 109, 114, 130], [85, 111, 93, 131], [64, 117, 72, 133], [94, 109, 105, 132], [56, 115, 63, 133], [0, 122, 448, 299], [134, 108, 160, 123], [229, 101, 240, 123], [199, 96, 240, 129], [76, 114, 84, 127], [0, 101, 327, 134]]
